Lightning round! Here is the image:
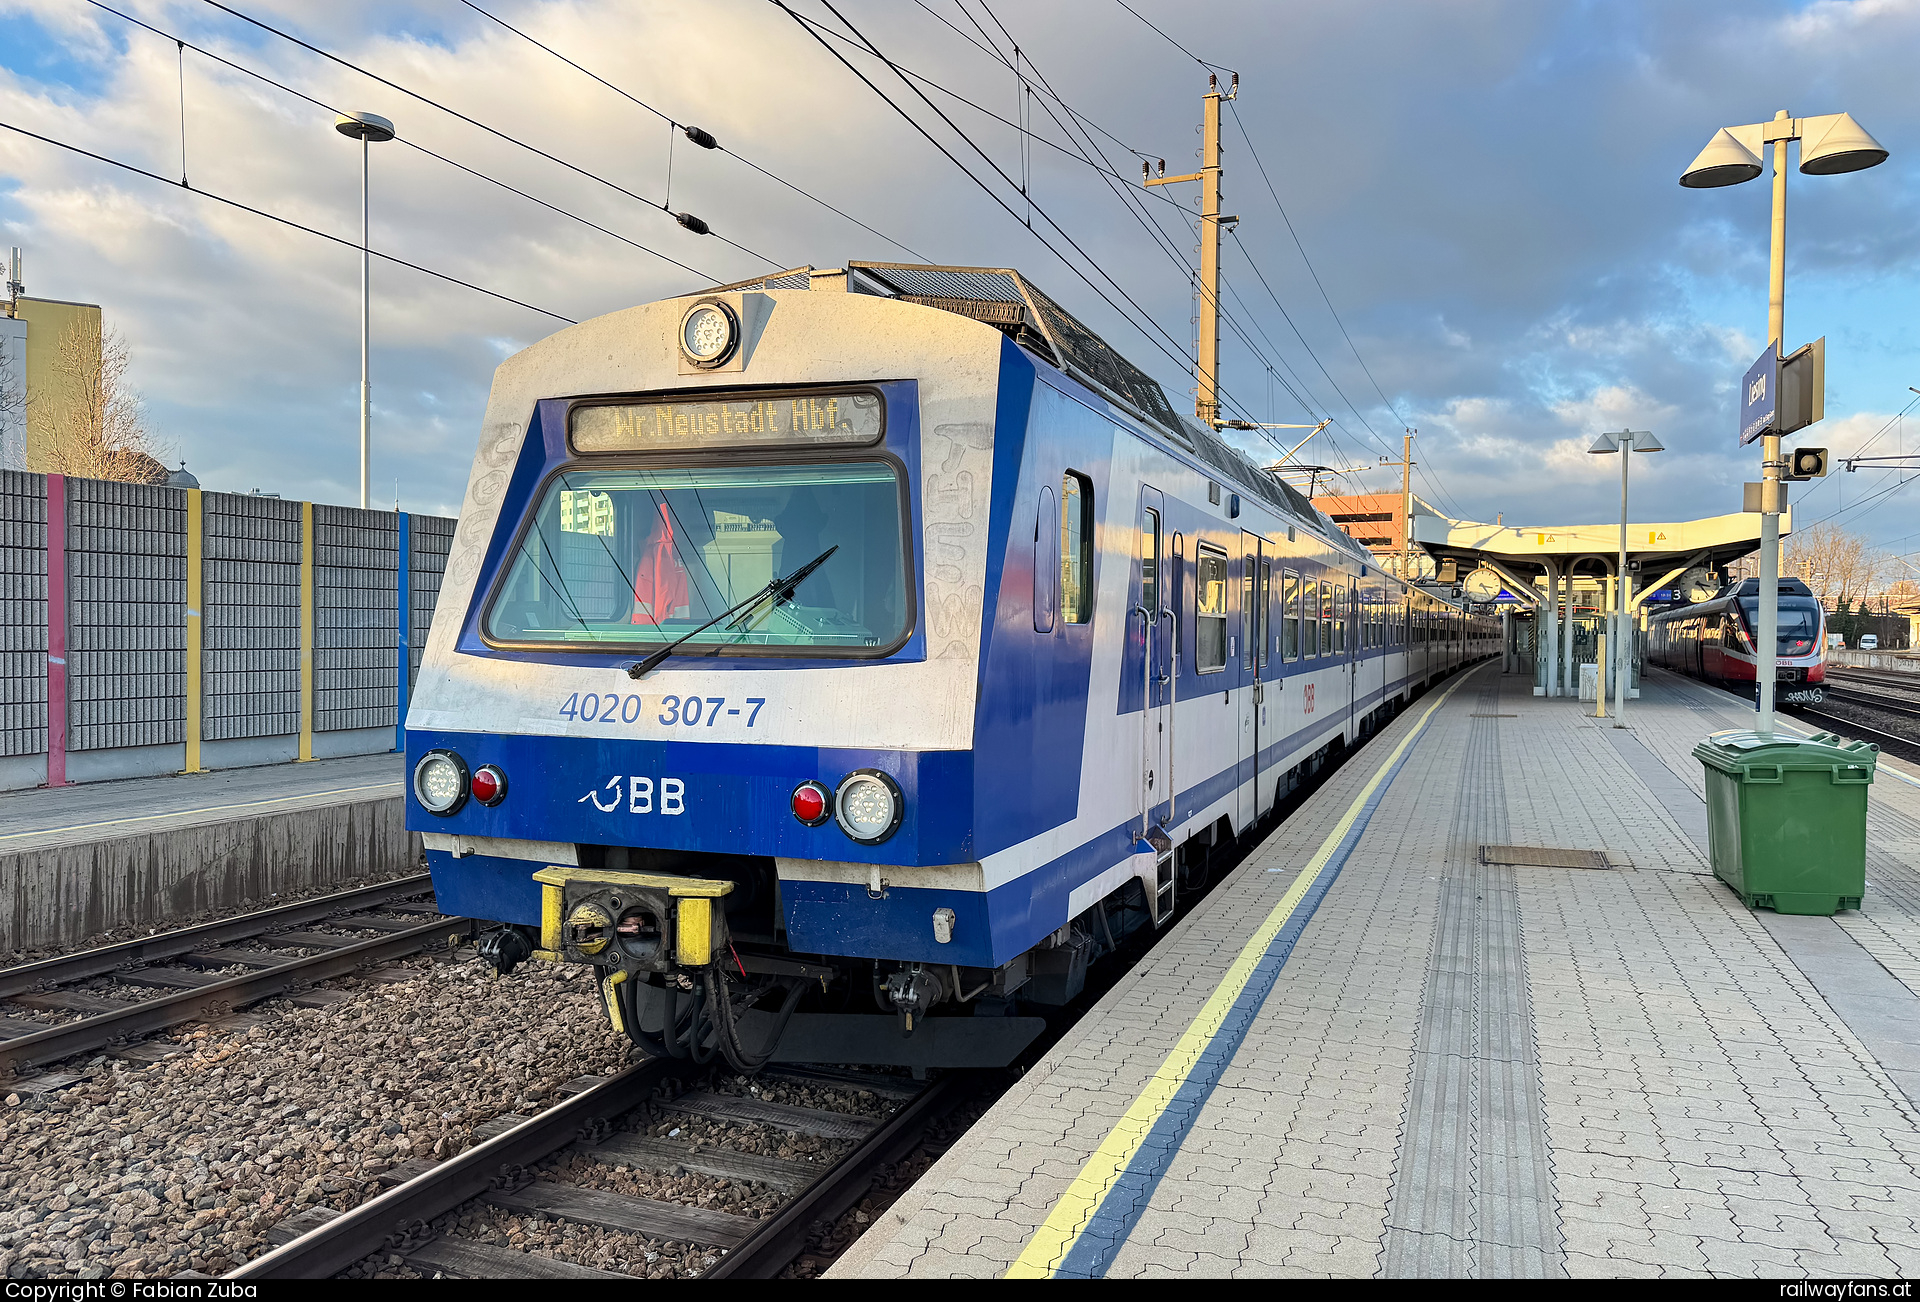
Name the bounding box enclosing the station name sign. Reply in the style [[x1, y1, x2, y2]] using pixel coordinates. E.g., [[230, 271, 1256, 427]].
[[1740, 343, 1778, 447], [572, 389, 884, 453]]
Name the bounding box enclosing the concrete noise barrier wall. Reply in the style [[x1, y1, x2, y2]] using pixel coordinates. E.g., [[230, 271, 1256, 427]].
[[2, 790, 413, 953]]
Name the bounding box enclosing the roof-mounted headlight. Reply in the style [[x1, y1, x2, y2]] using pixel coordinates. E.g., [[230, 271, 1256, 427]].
[[679, 299, 739, 368]]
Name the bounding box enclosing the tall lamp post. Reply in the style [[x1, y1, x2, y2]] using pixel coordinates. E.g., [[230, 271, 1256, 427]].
[[1588, 429, 1663, 726], [1680, 110, 1887, 736], [335, 111, 395, 511]]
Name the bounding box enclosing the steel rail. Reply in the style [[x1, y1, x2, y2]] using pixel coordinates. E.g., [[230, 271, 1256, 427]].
[[1824, 686, 1920, 722], [0, 874, 435, 998], [0, 914, 471, 1078], [703, 1070, 981, 1279], [1787, 705, 1919, 753], [225, 1058, 678, 1280], [1827, 668, 1920, 693]]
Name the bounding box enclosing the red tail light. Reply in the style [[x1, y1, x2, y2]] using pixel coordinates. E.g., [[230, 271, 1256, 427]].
[[471, 764, 508, 806], [791, 780, 831, 826]]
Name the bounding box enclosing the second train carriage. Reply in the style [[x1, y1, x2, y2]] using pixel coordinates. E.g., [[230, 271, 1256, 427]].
[[406, 262, 1497, 1068], [1647, 577, 1827, 704]]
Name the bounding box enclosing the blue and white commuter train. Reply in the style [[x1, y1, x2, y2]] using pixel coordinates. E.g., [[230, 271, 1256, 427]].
[[406, 262, 1497, 1069]]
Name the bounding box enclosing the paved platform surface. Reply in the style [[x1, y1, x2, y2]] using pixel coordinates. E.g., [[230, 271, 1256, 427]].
[[0, 754, 404, 853], [834, 664, 1920, 1279]]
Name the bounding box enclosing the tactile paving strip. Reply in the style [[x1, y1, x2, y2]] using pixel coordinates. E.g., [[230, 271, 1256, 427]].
[[1381, 678, 1563, 1278]]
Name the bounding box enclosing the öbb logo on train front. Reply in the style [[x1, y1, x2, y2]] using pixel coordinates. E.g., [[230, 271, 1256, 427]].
[[578, 776, 687, 814]]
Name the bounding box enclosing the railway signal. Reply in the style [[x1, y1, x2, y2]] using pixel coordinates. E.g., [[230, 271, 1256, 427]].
[[1786, 447, 1828, 479]]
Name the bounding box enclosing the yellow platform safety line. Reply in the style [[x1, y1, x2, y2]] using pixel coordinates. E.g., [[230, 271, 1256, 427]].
[[182, 488, 206, 774], [298, 500, 314, 762], [1007, 670, 1475, 1278]]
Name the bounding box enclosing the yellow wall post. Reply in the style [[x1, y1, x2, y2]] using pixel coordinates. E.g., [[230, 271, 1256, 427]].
[[183, 488, 205, 773], [299, 499, 314, 762]]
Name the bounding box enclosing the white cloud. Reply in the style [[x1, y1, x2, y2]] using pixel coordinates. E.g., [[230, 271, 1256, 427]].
[[0, 0, 1911, 531]]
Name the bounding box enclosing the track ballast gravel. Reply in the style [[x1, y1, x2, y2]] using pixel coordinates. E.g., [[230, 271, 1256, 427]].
[[0, 957, 634, 1279]]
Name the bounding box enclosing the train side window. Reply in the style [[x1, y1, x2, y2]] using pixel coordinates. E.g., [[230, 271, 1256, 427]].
[[1337, 586, 1349, 655], [1195, 546, 1228, 673], [1257, 558, 1272, 671], [1304, 579, 1320, 658], [1033, 484, 1057, 634], [1241, 542, 1256, 671], [1141, 508, 1161, 617], [1282, 571, 1300, 660], [1060, 472, 1093, 624], [1325, 584, 1340, 655], [1170, 532, 1183, 643]]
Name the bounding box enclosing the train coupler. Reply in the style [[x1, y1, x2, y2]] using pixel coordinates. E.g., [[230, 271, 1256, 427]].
[[531, 866, 733, 975], [885, 965, 946, 1036]]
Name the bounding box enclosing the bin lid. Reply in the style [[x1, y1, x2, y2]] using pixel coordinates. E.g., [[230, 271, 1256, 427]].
[[1692, 729, 1878, 778]]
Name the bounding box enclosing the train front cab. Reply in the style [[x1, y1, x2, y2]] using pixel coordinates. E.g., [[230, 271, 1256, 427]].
[[1648, 577, 1826, 703]]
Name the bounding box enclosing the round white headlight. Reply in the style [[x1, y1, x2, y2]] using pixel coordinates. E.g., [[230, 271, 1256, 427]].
[[413, 750, 469, 815], [679, 300, 738, 367], [835, 770, 902, 844]]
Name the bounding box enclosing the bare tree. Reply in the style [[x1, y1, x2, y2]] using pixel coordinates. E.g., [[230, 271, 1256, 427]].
[[38, 321, 168, 483], [1785, 521, 1883, 611], [0, 333, 22, 448]]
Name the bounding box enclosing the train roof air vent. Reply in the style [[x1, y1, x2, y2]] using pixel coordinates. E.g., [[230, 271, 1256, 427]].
[[845, 262, 1184, 438]]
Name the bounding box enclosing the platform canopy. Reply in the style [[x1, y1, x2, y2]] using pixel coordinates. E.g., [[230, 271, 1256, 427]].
[[1414, 504, 1783, 608]]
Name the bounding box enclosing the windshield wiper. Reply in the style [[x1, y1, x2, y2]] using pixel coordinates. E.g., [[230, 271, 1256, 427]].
[[626, 545, 837, 680]]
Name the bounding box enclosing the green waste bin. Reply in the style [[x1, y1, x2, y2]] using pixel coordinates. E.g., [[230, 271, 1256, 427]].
[[1691, 730, 1876, 915]]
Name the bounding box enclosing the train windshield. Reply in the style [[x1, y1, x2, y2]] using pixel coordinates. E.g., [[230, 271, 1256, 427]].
[[1737, 597, 1822, 652], [485, 462, 909, 653]]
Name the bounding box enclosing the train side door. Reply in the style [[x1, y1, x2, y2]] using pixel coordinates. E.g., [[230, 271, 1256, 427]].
[[1139, 490, 1172, 832], [1338, 579, 1357, 741], [1236, 533, 1265, 829]]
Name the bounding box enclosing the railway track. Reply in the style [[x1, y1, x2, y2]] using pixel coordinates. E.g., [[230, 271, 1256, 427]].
[[1827, 666, 1920, 693], [1784, 703, 1920, 755], [225, 1057, 981, 1280], [1824, 686, 1920, 722], [1823, 670, 1920, 725], [0, 874, 470, 1080]]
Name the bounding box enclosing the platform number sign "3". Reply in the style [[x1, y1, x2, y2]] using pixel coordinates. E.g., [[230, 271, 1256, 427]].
[[1303, 683, 1315, 715]]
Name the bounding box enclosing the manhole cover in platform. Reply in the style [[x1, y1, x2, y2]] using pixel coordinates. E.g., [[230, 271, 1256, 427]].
[[1479, 844, 1611, 870]]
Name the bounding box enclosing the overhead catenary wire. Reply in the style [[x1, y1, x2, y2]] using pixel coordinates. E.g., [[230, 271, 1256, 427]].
[[772, 0, 1278, 437], [800, 6, 1193, 213], [937, 1, 1368, 479], [881, 2, 1369, 482], [1796, 390, 1920, 531], [1224, 100, 1461, 514], [0, 120, 576, 324], [192, 0, 785, 270], [455, 0, 931, 262], [977, 0, 1386, 486], [1101, 0, 1445, 503], [84, 0, 721, 283]]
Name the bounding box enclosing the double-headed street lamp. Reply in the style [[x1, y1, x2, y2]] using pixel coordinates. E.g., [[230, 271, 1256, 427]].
[[1589, 429, 1663, 725], [335, 110, 395, 512], [1680, 110, 1887, 735]]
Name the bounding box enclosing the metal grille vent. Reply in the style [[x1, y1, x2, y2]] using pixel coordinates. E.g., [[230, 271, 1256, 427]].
[[848, 262, 1182, 433], [1479, 845, 1612, 870]]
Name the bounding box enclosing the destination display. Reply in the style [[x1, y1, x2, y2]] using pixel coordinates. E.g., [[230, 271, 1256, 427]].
[[572, 390, 884, 453]]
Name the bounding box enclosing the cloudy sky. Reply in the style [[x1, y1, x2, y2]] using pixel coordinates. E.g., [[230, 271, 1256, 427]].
[[1, 0, 1915, 563]]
